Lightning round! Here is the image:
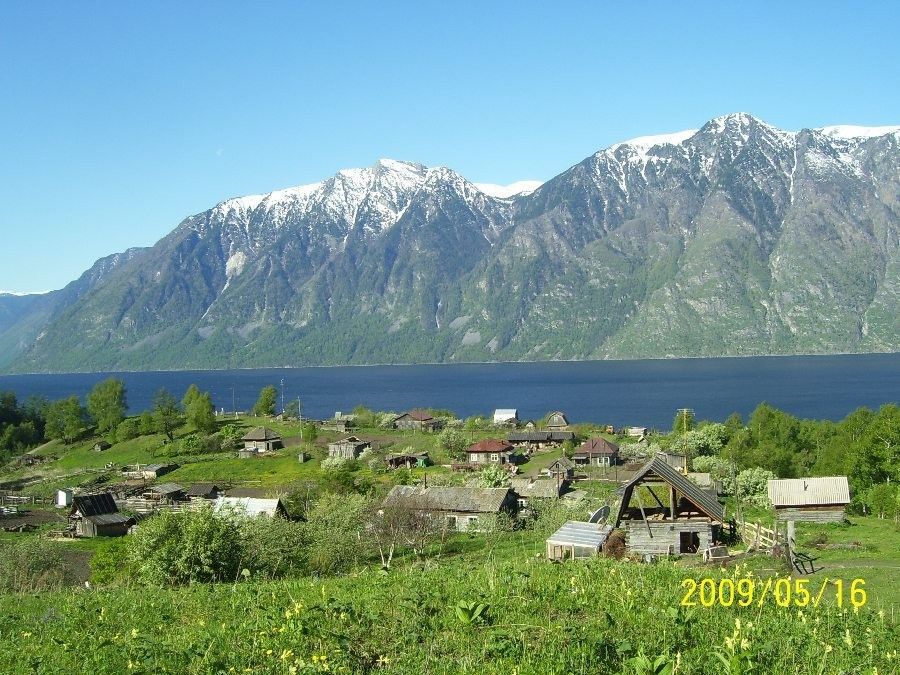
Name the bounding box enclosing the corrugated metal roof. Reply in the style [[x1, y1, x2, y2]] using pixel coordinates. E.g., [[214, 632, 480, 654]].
[[615, 456, 724, 524], [148, 483, 184, 495], [214, 497, 285, 518], [547, 521, 612, 548], [768, 477, 850, 507]]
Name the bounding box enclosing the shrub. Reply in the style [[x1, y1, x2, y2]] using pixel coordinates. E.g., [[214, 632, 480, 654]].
[[320, 456, 351, 471], [90, 537, 133, 586], [116, 417, 141, 442], [303, 492, 370, 575], [128, 508, 244, 585], [0, 538, 77, 593], [736, 467, 776, 507], [240, 517, 308, 579]]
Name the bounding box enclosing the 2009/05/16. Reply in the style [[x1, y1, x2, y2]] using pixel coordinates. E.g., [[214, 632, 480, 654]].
[[681, 577, 867, 609]]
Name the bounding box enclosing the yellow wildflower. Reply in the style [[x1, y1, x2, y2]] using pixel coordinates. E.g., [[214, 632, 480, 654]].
[[844, 629, 853, 647], [280, 649, 294, 661], [131, 628, 139, 639], [740, 638, 751, 651], [824, 644, 833, 654]]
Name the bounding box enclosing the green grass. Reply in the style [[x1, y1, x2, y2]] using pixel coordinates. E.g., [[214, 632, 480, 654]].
[[0, 532, 896, 675]]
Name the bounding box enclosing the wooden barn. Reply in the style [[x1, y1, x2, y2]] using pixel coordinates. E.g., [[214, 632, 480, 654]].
[[545, 411, 570, 431], [393, 410, 442, 432], [768, 477, 850, 523], [614, 456, 724, 556], [186, 483, 222, 500], [328, 436, 371, 460], [69, 493, 134, 538]]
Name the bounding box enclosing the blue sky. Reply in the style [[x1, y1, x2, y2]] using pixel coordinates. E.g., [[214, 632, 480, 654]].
[[1, 1, 898, 293]]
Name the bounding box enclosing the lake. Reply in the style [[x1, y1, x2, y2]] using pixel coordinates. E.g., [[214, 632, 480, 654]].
[[0, 353, 897, 428]]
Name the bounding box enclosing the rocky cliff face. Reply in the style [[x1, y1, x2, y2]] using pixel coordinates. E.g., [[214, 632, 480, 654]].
[[4, 114, 898, 372]]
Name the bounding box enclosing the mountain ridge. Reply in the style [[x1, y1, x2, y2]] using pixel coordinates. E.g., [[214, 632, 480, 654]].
[[2, 113, 899, 373]]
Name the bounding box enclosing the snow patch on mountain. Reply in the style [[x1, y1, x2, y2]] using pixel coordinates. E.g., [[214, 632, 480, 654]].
[[474, 180, 543, 198], [816, 125, 900, 140]]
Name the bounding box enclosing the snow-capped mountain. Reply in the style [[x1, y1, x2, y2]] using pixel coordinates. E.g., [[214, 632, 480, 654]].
[[3, 113, 899, 372]]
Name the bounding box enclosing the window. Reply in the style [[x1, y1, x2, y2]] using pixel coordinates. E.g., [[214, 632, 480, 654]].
[[490, 453, 499, 462], [467, 516, 479, 529], [447, 516, 457, 529]]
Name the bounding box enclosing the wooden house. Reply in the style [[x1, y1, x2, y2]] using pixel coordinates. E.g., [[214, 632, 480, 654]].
[[687, 472, 723, 496], [767, 477, 850, 523], [69, 493, 134, 538], [493, 409, 519, 426], [213, 497, 288, 519], [541, 456, 576, 479], [186, 483, 221, 500], [141, 463, 178, 480], [93, 440, 112, 452], [328, 435, 371, 460], [241, 427, 282, 453], [546, 411, 570, 431], [142, 483, 186, 504], [614, 456, 724, 556], [382, 485, 517, 532], [385, 452, 430, 469], [393, 410, 442, 432], [465, 439, 517, 465], [572, 438, 620, 467], [509, 477, 567, 508], [506, 431, 575, 450]]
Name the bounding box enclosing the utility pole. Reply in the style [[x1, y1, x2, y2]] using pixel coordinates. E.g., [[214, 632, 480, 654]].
[[232, 386, 236, 419], [298, 396, 303, 439], [280, 379, 285, 417]]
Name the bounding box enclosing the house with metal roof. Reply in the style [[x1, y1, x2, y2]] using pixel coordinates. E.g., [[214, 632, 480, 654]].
[[572, 438, 620, 467], [69, 493, 134, 538], [383, 485, 517, 532], [465, 439, 518, 465], [767, 477, 850, 523], [614, 456, 725, 556], [492, 409, 519, 426]]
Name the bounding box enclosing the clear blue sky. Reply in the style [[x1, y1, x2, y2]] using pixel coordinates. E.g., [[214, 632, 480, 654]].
[[1, 1, 898, 293]]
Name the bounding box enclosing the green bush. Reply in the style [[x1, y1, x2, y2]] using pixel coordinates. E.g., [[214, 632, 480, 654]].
[[90, 537, 133, 585], [0, 538, 76, 593]]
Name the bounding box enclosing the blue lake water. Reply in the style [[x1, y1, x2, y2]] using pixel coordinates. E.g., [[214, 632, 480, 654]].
[[0, 353, 897, 429]]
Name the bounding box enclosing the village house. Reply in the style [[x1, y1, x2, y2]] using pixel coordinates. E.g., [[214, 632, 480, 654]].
[[541, 456, 576, 480], [545, 411, 570, 431], [213, 496, 288, 518], [625, 427, 648, 441], [321, 412, 355, 433], [68, 493, 134, 538], [328, 435, 371, 460], [385, 451, 430, 469], [186, 483, 221, 500], [393, 410, 442, 432], [614, 456, 725, 556], [493, 409, 519, 426], [572, 438, 620, 467], [93, 440, 111, 452], [382, 485, 517, 532], [506, 430, 575, 451], [241, 427, 282, 453], [768, 477, 850, 523], [465, 439, 518, 465], [509, 477, 567, 509], [142, 483, 186, 504]]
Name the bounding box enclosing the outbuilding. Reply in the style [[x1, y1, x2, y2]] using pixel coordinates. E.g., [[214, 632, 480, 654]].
[[69, 493, 134, 538], [241, 427, 282, 453], [768, 477, 850, 523], [328, 436, 371, 460], [382, 485, 517, 532], [546, 522, 613, 561]]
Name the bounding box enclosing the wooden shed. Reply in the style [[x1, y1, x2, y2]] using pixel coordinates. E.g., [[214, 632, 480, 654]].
[[382, 485, 517, 532], [328, 436, 371, 460], [614, 456, 724, 556], [241, 427, 282, 453], [767, 477, 850, 523], [69, 493, 134, 538], [393, 410, 442, 432]]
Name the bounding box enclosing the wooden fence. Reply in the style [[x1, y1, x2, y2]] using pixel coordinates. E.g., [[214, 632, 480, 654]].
[[736, 519, 782, 553]]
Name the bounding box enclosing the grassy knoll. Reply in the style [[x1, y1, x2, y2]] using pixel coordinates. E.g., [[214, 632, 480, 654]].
[[0, 535, 896, 675]]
